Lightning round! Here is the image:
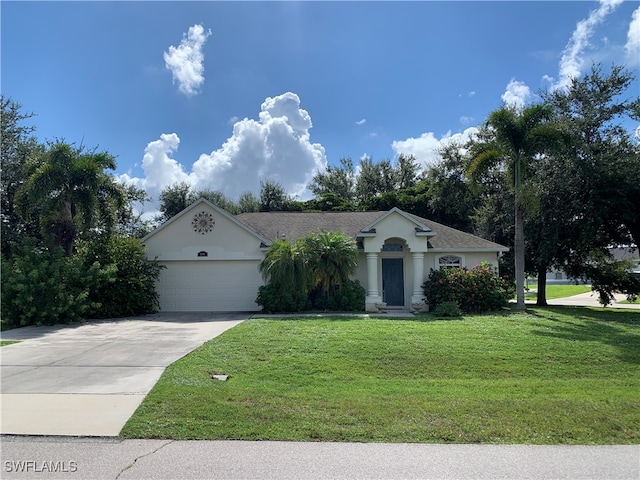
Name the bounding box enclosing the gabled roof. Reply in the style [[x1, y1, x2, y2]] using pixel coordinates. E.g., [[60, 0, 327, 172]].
[[235, 209, 508, 251], [141, 198, 271, 246], [359, 207, 434, 237]]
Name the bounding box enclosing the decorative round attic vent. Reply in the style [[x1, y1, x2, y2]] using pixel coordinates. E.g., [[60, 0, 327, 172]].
[[192, 211, 215, 234]]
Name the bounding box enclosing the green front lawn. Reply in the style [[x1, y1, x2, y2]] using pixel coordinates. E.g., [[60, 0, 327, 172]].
[[121, 307, 640, 444], [0, 340, 20, 347], [525, 284, 592, 300]]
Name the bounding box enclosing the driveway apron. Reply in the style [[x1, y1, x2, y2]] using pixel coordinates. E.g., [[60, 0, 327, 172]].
[[0, 313, 247, 436]]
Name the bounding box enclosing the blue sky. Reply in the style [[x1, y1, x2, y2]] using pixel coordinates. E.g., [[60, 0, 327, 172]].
[[2, 1, 639, 204]]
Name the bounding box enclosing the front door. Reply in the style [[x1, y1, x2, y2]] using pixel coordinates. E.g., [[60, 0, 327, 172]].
[[382, 258, 404, 306]]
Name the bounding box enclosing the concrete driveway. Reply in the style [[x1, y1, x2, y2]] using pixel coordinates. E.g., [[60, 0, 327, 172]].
[[0, 313, 248, 436]]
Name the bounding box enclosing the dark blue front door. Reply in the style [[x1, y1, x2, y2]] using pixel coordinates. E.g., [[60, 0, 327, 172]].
[[382, 258, 404, 306]]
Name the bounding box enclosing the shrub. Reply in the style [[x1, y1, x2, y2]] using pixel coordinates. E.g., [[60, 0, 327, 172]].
[[77, 236, 164, 318], [422, 262, 514, 313], [432, 301, 462, 318], [1, 239, 102, 327], [256, 231, 362, 313], [310, 280, 365, 311], [256, 284, 309, 313]]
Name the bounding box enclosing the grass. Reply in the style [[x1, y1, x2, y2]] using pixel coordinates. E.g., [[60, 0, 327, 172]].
[[621, 297, 640, 304], [121, 306, 640, 444], [0, 340, 20, 347], [525, 284, 592, 300]]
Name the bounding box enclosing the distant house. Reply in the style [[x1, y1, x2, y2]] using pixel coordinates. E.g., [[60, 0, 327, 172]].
[[142, 198, 508, 312]]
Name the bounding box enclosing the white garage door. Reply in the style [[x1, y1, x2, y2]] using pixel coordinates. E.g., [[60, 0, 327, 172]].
[[156, 260, 263, 312]]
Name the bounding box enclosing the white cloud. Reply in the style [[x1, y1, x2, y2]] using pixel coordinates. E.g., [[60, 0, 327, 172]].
[[625, 6, 640, 66], [501, 78, 533, 109], [164, 24, 212, 96], [228, 116, 239, 125], [550, 0, 623, 90], [120, 92, 326, 203], [391, 127, 479, 169], [193, 92, 325, 199], [118, 133, 191, 199], [468, 91, 476, 97], [460, 115, 475, 125], [355, 118, 367, 125]]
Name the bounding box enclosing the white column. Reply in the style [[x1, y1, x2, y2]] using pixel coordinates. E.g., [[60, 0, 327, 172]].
[[411, 252, 425, 306], [365, 252, 382, 311]]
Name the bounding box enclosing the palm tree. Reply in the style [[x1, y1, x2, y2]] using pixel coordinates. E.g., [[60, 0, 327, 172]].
[[300, 230, 358, 297], [259, 240, 312, 294], [20, 142, 125, 255], [468, 104, 559, 311]]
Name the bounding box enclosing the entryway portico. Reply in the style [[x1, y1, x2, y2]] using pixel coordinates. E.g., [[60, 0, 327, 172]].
[[357, 208, 433, 312]]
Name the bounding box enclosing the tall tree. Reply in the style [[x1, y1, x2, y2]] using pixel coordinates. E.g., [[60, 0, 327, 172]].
[[1, 96, 44, 256], [158, 181, 191, 221], [425, 142, 477, 232], [532, 64, 640, 304], [543, 64, 640, 248], [309, 157, 356, 208], [117, 183, 153, 238], [468, 104, 560, 310], [194, 189, 238, 214], [20, 142, 125, 256], [395, 153, 420, 189], [354, 156, 383, 206], [237, 191, 260, 213], [260, 179, 291, 212]]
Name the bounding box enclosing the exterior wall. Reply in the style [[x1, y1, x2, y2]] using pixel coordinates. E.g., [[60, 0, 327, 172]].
[[362, 214, 430, 253], [426, 252, 501, 272], [143, 202, 266, 312], [144, 204, 264, 262]]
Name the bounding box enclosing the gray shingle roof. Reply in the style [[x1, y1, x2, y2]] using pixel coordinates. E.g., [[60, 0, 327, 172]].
[[235, 210, 507, 251]]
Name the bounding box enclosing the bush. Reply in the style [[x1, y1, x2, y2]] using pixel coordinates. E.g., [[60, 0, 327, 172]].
[[310, 280, 366, 312], [77, 236, 164, 318], [1, 239, 102, 327], [422, 262, 514, 313], [256, 284, 309, 313], [432, 301, 462, 318]]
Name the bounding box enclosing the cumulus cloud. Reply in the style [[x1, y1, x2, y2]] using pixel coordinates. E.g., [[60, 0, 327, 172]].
[[625, 6, 640, 66], [120, 92, 326, 203], [501, 78, 533, 109], [355, 118, 367, 125], [164, 24, 212, 96], [391, 127, 479, 169]]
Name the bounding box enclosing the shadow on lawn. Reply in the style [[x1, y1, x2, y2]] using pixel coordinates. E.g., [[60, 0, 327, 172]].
[[528, 306, 640, 365]]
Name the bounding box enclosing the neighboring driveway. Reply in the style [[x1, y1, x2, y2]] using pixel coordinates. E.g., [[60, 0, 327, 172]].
[[0, 313, 248, 437], [546, 292, 640, 309]]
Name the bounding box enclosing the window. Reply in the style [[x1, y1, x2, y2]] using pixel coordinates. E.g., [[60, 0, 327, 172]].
[[382, 243, 403, 252], [439, 255, 462, 268]]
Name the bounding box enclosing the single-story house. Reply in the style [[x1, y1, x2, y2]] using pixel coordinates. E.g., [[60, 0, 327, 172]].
[[142, 198, 509, 312]]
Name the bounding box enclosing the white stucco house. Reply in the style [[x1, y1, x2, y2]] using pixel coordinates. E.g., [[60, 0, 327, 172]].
[[142, 198, 509, 312]]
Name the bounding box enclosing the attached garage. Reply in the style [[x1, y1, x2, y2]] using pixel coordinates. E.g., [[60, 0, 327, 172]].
[[142, 199, 270, 312], [156, 260, 263, 312]]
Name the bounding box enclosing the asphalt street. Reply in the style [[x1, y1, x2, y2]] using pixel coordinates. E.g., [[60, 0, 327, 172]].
[[1, 437, 638, 480]]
